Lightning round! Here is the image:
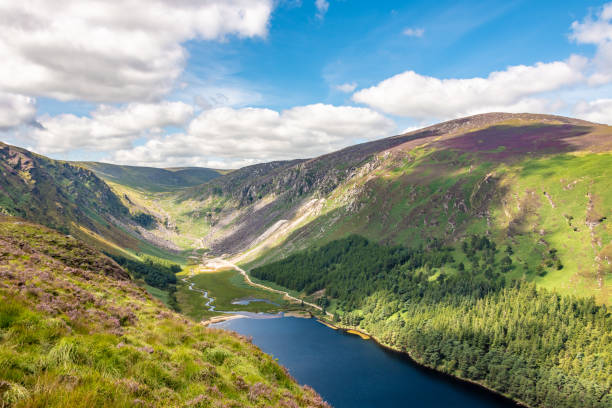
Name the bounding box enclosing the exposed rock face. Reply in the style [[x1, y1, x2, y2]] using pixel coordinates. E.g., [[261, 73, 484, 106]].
[[179, 113, 610, 258]]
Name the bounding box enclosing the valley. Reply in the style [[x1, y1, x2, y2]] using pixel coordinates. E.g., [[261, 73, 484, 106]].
[[0, 113, 610, 407], [5, 2, 612, 407]]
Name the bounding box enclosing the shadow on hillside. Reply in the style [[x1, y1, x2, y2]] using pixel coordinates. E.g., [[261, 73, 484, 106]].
[[437, 124, 594, 159]]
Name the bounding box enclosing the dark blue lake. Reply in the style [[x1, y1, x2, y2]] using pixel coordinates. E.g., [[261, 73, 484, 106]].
[[213, 316, 520, 408]]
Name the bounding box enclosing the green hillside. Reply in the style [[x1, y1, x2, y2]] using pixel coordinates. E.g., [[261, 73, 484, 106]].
[[79, 162, 223, 192], [0, 142, 190, 262], [1, 112, 611, 408], [252, 235, 611, 408], [93, 113, 611, 303], [205, 113, 610, 304], [0, 217, 328, 407], [0, 143, 128, 234]]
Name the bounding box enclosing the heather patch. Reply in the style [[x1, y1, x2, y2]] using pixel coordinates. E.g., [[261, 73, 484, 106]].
[[0, 218, 327, 407]]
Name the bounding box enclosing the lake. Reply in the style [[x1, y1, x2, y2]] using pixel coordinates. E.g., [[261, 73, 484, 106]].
[[231, 297, 279, 306], [213, 316, 520, 408]]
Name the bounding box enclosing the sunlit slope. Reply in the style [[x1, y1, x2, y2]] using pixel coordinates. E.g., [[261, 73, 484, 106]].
[[80, 162, 223, 192], [0, 142, 138, 251], [0, 217, 328, 407], [77, 163, 228, 250], [0, 143, 187, 261], [181, 113, 611, 302]]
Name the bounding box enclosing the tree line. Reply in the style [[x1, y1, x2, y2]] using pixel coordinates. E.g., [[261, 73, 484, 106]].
[[252, 235, 611, 408]]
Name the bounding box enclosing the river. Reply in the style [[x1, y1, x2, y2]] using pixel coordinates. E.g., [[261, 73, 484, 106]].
[[213, 316, 520, 408]]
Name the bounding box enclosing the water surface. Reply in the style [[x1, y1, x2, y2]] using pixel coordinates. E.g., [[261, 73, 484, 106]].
[[231, 297, 279, 306], [213, 316, 519, 408]]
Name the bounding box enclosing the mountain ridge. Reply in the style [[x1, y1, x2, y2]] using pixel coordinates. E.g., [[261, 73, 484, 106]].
[[78, 162, 223, 192], [1, 111, 611, 408], [1, 112, 610, 301], [163, 113, 610, 304]]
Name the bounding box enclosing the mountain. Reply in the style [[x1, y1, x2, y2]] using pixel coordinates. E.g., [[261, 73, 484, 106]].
[[1, 112, 610, 408], [0, 142, 184, 258], [0, 216, 328, 407], [79, 162, 224, 192], [2, 112, 610, 301], [169, 113, 611, 303], [0, 142, 128, 233], [207, 112, 610, 408]]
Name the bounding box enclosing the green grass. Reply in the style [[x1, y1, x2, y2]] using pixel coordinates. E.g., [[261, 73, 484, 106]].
[[242, 146, 612, 304], [176, 269, 287, 321], [498, 153, 612, 302], [246, 274, 303, 299], [104, 179, 226, 251], [79, 162, 222, 192], [144, 284, 171, 306], [0, 217, 326, 408]]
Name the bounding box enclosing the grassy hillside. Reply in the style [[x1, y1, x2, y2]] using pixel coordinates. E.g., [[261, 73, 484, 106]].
[[222, 113, 611, 304], [74, 162, 226, 251], [79, 162, 223, 192], [0, 143, 194, 265], [0, 142, 145, 254], [81, 113, 611, 303], [0, 142, 128, 235], [0, 217, 328, 407]]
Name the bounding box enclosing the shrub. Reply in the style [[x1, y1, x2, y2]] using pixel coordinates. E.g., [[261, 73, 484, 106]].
[[133, 213, 156, 229]]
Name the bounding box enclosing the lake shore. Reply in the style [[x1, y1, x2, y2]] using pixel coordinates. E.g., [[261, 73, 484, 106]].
[[284, 310, 312, 318], [194, 259, 529, 408], [202, 314, 246, 326], [317, 317, 528, 408]]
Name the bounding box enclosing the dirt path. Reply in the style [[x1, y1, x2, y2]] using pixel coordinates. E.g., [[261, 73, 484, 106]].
[[203, 258, 333, 318]]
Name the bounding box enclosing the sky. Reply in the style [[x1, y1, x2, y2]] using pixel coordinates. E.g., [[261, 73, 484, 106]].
[[1, 0, 612, 168]]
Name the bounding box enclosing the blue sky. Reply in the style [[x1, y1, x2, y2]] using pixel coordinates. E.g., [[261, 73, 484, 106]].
[[183, 0, 580, 106], [176, 0, 607, 113], [1, 0, 612, 168]]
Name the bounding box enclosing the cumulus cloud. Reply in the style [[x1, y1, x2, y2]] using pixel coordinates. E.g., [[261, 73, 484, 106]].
[[23, 101, 194, 154], [403, 27, 425, 37], [0, 93, 36, 129], [315, 0, 329, 19], [109, 104, 396, 168], [570, 3, 612, 44], [573, 98, 612, 124], [570, 3, 612, 85], [0, 0, 273, 103], [352, 56, 586, 120], [335, 83, 357, 93]]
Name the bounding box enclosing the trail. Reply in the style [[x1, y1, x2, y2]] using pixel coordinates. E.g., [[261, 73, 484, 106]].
[[203, 258, 333, 318]]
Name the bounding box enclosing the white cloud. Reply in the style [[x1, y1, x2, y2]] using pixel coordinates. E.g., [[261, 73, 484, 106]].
[[0, 0, 273, 103], [570, 3, 612, 44], [570, 3, 612, 85], [403, 27, 425, 37], [573, 98, 612, 124], [109, 104, 396, 168], [0, 93, 36, 129], [23, 101, 194, 154], [352, 56, 586, 120], [335, 82, 357, 93], [315, 0, 329, 19]]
